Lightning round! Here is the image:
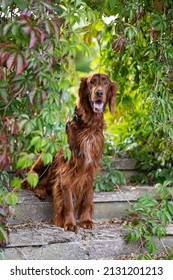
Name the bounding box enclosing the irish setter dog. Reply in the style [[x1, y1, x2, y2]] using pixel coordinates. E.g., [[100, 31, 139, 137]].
[[22, 73, 117, 231]]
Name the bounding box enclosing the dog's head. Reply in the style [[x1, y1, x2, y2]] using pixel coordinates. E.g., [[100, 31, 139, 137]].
[[78, 73, 117, 114]]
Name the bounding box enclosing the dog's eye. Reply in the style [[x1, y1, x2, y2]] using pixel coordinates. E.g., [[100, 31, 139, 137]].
[[90, 80, 94, 85]]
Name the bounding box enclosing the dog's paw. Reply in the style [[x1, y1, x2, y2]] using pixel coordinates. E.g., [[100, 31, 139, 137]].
[[64, 223, 77, 232], [80, 220, 94, 229], [34, 188, 48, 199]]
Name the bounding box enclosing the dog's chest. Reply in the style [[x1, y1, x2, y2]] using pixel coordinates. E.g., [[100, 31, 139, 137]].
[[67, 118, 104, 165], [78, 129, 104, 164]]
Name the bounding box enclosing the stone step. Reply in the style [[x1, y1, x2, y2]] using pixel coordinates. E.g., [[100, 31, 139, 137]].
[[8, 158, 139, 183], [5, 221, 173, 260], [5, 187, 173, 260], [110, 157, 139, 179], [9, 186, 157, 224]]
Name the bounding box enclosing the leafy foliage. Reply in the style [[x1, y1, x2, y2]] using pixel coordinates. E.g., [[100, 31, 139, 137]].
[[94, 155, 126, 191], [124, 182, 173, 258], [95, 0, 173, 258], [0, 0, 95, 173], [0, 0, 173, 259], [0, 171, 12, 258], [83, 0, 173, 258], [0, 0, 96, 253], [99, 0, 173, 186]]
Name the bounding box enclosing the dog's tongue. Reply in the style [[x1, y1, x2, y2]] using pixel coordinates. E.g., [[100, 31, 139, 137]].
[[93, 101, 104, 112]]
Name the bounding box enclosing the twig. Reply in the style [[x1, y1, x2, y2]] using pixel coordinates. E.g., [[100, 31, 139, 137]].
[[116, 184, 132, 205]]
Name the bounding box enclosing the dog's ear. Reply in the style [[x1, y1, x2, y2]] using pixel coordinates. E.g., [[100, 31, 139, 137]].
[[109, 81, 118, 114], [78, 77, 87, 101]]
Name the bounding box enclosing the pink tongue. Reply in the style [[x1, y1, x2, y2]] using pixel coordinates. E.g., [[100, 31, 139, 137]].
[[94, 101, 104, 111]]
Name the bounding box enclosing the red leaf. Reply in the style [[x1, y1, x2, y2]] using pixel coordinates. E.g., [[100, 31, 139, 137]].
[[43, 40, 52, 51], [40, 30, 45, 43], [10, 121, 19, 135], [29, 89, 35, 104], [16, 53, 27, 75], [17, 15, 29, 26], [22, 25, 32, 34], [21, 8, 32, 17], [38, 29, 45, 43], [0, 42, 14, 49], [0, 154, 11, 170], [6, 51, 17, 71], [29, 30, 38, 48], [0, 135, 7, 141], [1, 51, 10, 64]]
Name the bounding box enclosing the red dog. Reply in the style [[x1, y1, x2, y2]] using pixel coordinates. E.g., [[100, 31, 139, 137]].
[[22, 73, 117, 231]]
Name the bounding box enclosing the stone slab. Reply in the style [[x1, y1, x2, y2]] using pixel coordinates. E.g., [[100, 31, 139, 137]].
[[4, 222, 173, 260], [111, 158, 137, 170], [8, 186, 159, 224], [5, 186, 173, 260], [4, 222, 141, 260]]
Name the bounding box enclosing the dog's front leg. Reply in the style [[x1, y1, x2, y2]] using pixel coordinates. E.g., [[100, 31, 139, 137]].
[[53, 183, 77, 232], [62, 187, 77, 231], [77, 185, 94, 229]]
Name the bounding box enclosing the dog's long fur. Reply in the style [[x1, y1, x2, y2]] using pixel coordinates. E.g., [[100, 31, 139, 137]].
[[22, 73, 117, 231]]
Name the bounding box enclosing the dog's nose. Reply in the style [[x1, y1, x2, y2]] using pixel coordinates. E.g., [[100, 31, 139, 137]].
[[95, 90, 104, 97]]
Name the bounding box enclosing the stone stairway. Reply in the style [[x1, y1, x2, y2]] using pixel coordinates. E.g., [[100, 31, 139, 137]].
[[5, 185, 173, 260], [4, 158, 173, 259]]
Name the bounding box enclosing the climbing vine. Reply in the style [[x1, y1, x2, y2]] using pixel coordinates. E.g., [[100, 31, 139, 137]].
[[0, 0, 173, 259], [0, 0, 96, 257]]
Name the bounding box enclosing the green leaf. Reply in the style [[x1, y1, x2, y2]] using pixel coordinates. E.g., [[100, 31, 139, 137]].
[[63, 148, 71, 160], [167, 188, 173, 197], [20, 114, 30, 120], [3, 22, 13, 35], [11, 23, 20, 36], [122, 95, 132, 109], [0, 88, 7, 102], [163, 180, 173, 187], [145, 240, 157, 254], [167, 201, 173, 215], [80, 43, 90, 57], [124, 26, 137, 41], [123, 225, 133, 230], [10, 177, 22, 189], [25, 121, 35, 134], [37, 118, 44, 131], [0, 227, 8, 244], [51, 21, 60, 41], [76, 0, 83, 7], [109, 0, 117, 9], [40, 153, 53, 165], [130, 232, 139, 242], [5, 192, 18, 206], [0, 79, 8, 88], [14, 0, 27, 10], [26, 172, 39, 188], [161, 213, 169, 225], [111, 176, 117, 184], [45, 20, 51, 35], [30, 136, 41, 147], [17, 154, 34, 169], [19, 119, 28, 130], [165, 211, 172, 223]]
